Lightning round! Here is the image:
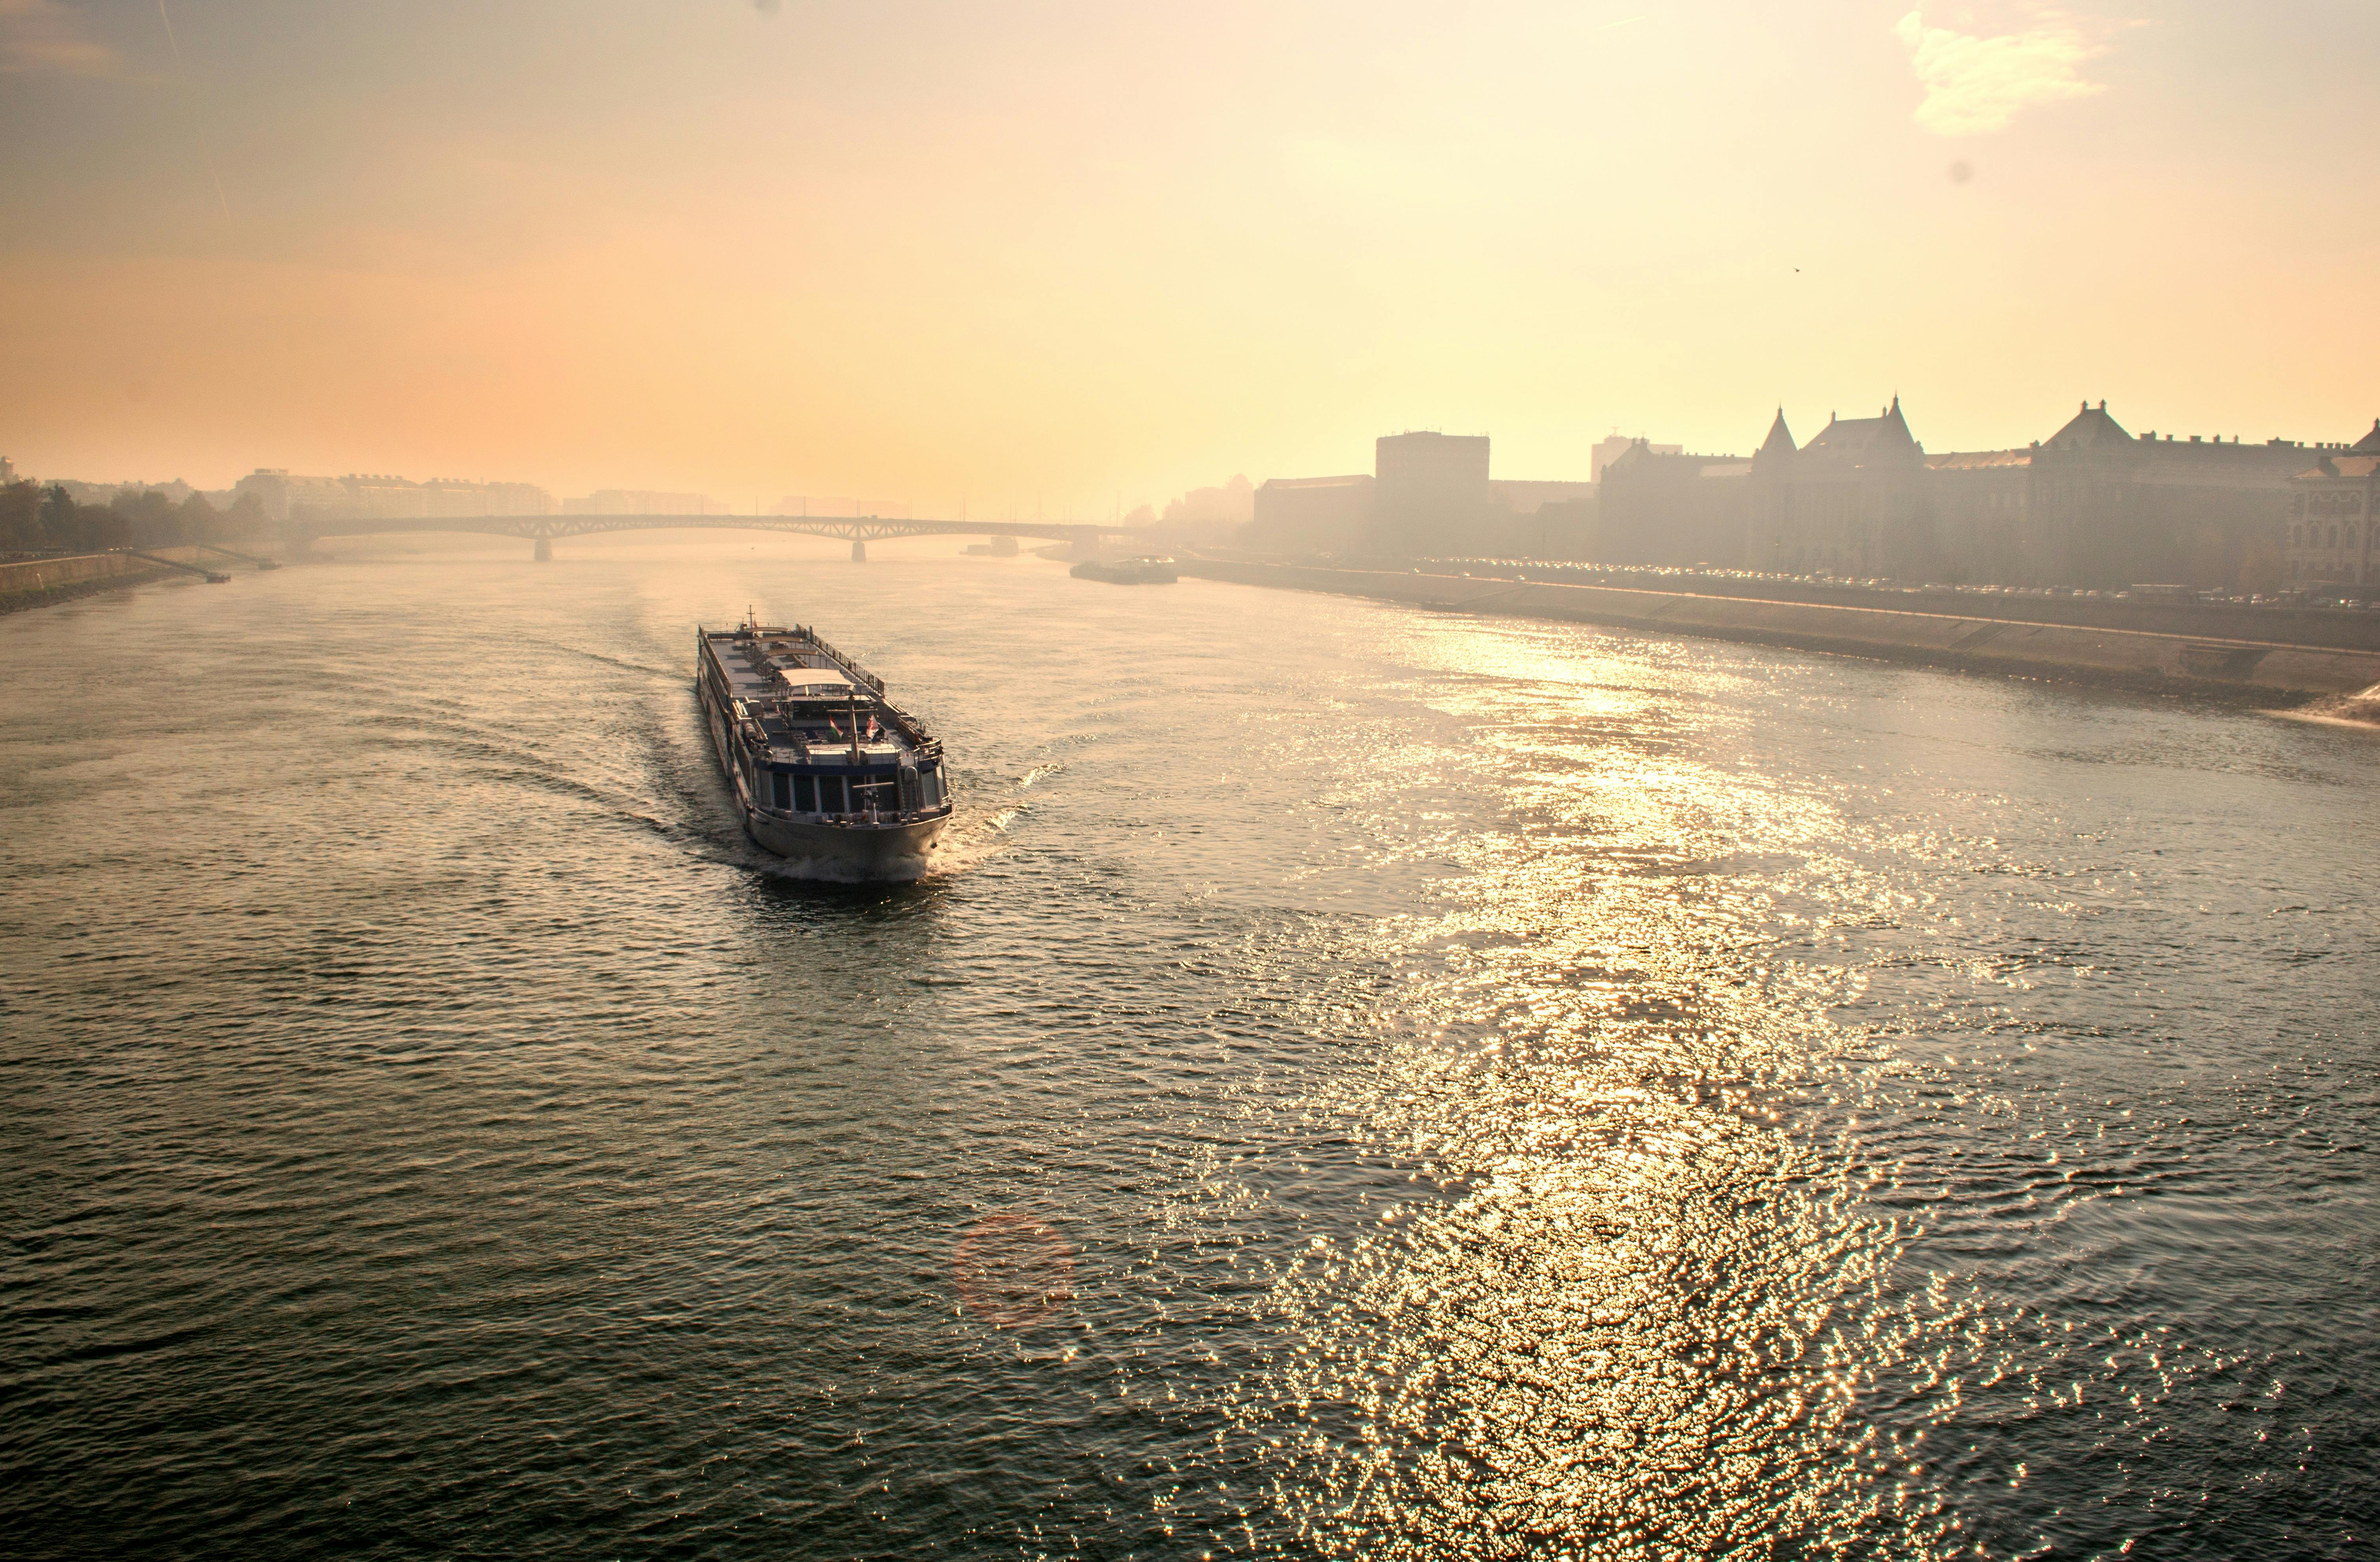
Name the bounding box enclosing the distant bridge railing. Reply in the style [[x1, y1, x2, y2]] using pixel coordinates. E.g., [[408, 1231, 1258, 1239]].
[[283, 513, 1148, 547]]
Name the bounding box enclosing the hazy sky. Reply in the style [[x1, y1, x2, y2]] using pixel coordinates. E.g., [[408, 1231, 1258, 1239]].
[[2, 0, 2374, 513]]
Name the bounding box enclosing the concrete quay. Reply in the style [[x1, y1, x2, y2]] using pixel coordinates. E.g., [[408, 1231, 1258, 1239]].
[[1178, 559, 2380, 703], [0, 548, 218, 614]]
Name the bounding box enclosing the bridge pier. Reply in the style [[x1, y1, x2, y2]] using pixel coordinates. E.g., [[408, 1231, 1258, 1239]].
[[533, 538, 552, 562], [850, 540, 867, 563]]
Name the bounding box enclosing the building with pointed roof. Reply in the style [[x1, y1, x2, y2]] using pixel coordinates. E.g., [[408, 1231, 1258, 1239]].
[[1746, 399, 1932, 576], [2037, 399, 2134, 454], [2029, 400, 2320, 588], [1803, 398, 1919, 457], [1731, 396, 2352, 588], [1245, 404, 2372, 581]]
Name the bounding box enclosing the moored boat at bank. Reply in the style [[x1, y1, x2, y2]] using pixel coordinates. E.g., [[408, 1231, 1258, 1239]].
[[697, 618, 953, 880], [1070, 555, 1178, 584]]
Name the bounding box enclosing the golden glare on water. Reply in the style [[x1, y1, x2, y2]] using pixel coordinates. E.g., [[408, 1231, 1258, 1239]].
[[5, 553, 2369, 1559], [1182, 623, 1994, 1556]]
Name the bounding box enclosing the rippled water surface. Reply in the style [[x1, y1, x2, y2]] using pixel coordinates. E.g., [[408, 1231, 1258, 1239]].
[[3, 536, 2374, 1560]]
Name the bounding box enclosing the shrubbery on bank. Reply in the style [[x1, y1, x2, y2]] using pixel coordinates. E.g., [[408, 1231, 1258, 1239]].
[[0, 482, 272, 555]]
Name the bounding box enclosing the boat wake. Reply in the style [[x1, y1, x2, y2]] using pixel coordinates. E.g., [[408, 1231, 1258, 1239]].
[[2270, 680, 2380, 729]]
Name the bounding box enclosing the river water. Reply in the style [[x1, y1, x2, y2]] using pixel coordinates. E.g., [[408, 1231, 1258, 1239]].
[[2, 535, 2373, 1560]]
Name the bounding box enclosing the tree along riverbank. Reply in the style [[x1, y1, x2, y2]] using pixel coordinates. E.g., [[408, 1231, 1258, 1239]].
[[2, 480, 274, 556]]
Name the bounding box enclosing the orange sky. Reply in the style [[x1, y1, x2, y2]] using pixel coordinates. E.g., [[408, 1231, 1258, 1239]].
[[2, 0, 2374, 514]]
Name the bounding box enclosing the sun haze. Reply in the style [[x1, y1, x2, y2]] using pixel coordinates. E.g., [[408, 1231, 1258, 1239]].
[[2, 0, 2373, 508]]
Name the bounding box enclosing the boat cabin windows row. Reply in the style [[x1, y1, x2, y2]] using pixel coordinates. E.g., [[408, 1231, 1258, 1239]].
[[779, 773, 836, 812], [767, 767, 943, 814]]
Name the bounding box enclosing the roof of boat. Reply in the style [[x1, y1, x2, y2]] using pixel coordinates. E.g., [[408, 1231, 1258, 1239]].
[[773, 665, 854, 690]]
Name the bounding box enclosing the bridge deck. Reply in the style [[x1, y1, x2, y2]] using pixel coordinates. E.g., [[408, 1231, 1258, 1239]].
[[284, 513, 1154, 545]]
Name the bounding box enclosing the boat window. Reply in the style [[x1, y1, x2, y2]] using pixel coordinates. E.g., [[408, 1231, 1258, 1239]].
[[793, 774, 816, 812], [819, 775, 845, 814], [920, 768, 940, 808], [770, 771, 791, 810]]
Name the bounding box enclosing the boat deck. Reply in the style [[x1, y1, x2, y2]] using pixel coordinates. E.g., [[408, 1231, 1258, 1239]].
[[702, 625, 936, 769], [696, 620, 953, 873], [709, 632, 856, 702]]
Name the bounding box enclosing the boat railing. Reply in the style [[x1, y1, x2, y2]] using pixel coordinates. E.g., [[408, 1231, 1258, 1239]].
[[709, 621, 886, 695], [785, 624, 887, 696]]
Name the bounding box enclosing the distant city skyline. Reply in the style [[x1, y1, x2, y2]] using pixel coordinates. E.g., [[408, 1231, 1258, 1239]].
[[3, 1, 2374, 513]]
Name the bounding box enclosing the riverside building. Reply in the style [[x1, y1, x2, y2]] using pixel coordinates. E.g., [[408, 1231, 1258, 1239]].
[[1243, 399, 2367, 588], [1596, 440, 1754, 567], [1250, 473, 1375, 553], [1372, 432, 1492, 555], [2284, 421, 2380, 598], [1605, 399, 2357, 591], [1249, 433, 1594, 557], [234, 469, 554, 523]]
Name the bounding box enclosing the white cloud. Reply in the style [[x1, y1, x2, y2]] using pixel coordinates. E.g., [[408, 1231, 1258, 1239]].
[[0, 0, 120, 77], [1894, 8, 2112, 136]]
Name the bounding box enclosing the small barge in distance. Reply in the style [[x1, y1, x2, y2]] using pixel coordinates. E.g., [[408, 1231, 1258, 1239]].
[[697, 618, 954, 880], [1070, 555, 1178, 585]]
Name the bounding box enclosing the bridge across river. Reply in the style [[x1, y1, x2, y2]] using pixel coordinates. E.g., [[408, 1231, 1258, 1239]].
[[284, 513, 1151, 562]]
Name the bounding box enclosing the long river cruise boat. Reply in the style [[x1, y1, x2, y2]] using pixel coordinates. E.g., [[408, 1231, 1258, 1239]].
[[697, 619, 953, 880]]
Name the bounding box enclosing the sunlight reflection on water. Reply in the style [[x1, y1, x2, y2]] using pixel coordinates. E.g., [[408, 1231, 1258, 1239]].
[[1, 544, 2373, 1560], [1198, 628, 1948, 1554]]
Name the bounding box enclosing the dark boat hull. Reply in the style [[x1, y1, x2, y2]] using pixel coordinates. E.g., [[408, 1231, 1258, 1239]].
[[742, 808, 948, 878]]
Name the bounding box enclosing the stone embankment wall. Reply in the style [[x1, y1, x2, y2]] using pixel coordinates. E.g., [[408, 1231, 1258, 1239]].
[[0, 550, 200, 614], [1472, 569, 2380, 652], [1179, 560, 2380, 702]]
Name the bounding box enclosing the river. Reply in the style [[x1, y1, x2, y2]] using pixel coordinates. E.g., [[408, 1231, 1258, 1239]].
[[2, 534, 2373, 1559]]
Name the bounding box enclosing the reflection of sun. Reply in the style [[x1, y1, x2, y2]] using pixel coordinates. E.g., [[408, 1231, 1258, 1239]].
[[953, 1213, 1076, 1328], [1213, 611, 1959, 1556]]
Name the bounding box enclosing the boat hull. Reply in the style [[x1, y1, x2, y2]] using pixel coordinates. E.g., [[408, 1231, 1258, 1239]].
[[741, 809, 948, 880]]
